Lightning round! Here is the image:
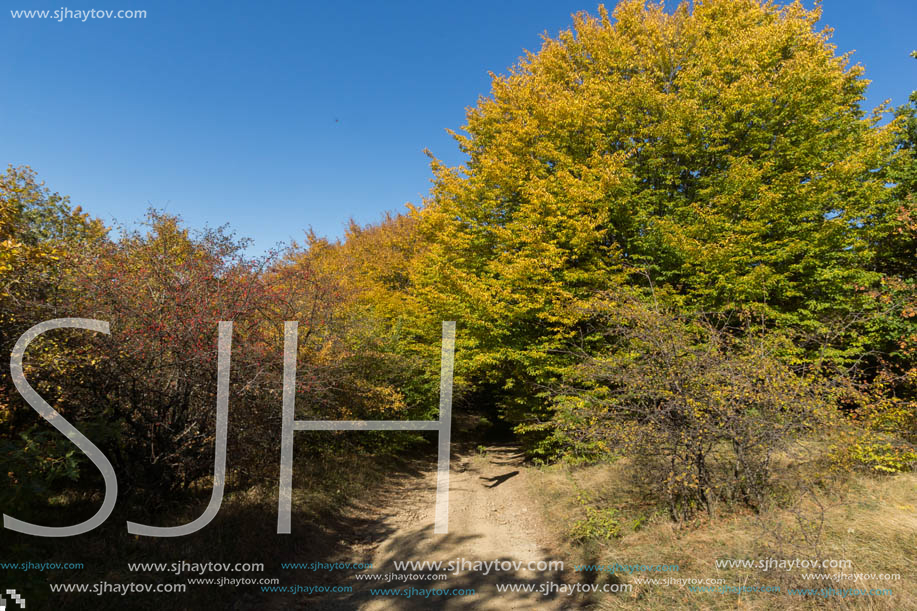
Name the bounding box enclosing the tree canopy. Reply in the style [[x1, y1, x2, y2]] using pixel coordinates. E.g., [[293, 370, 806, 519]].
[[414, 0, 906, 444]]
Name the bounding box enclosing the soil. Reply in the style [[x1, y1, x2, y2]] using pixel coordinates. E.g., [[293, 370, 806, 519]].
[[278, 443, 567, 610]]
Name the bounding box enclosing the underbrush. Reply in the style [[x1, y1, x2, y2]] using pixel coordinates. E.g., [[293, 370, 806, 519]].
[[526, 453, 916, 610], [1, 432, 433, 611]]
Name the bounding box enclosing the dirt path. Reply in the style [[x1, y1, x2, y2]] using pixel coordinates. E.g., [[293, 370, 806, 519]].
[[298, 443, 566, 610]]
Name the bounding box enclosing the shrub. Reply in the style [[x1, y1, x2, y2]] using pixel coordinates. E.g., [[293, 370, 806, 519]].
[[554, 291, 834, 520], [569, 491, 621, 542]]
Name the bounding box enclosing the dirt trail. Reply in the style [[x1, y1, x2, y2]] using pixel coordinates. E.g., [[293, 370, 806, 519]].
[[300, 443, 566, 610]]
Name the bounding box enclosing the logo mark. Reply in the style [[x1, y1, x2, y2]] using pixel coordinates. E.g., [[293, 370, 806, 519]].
[[0, 588, 26, 610]]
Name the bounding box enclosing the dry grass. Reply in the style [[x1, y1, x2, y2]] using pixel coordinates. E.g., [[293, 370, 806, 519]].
[[526, 457, 917, 610]]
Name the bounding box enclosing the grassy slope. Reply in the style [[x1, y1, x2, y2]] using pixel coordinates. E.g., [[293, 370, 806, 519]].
[[527, 458, 917, 610]]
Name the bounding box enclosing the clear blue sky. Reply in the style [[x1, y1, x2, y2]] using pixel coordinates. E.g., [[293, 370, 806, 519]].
[[2, 0, 915, 255]]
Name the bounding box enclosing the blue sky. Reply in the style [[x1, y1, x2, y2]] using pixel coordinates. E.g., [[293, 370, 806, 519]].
[[2, 0, 915, 255]]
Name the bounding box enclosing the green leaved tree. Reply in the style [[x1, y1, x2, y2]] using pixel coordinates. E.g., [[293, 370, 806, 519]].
[[412, 0, 902, 451]]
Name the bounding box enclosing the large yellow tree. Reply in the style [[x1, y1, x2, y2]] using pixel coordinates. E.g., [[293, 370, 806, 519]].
[[413, 0, 901, 446]]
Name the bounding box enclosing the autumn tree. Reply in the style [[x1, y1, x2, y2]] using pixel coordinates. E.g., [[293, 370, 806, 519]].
[[414, 0, 901, 448], [62, 211, 276, 493], [0, 165, 107, 511], [839, 51, 917, 472], [269, 215, 439, 462], [307, 213, 439, 417]]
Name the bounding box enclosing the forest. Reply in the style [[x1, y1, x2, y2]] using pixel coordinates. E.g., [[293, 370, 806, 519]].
[[2, 1, 915, 609]]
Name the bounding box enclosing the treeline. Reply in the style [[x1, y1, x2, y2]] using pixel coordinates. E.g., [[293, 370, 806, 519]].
[[0, 178, 435, 515], [2, 0, 915, 524]]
